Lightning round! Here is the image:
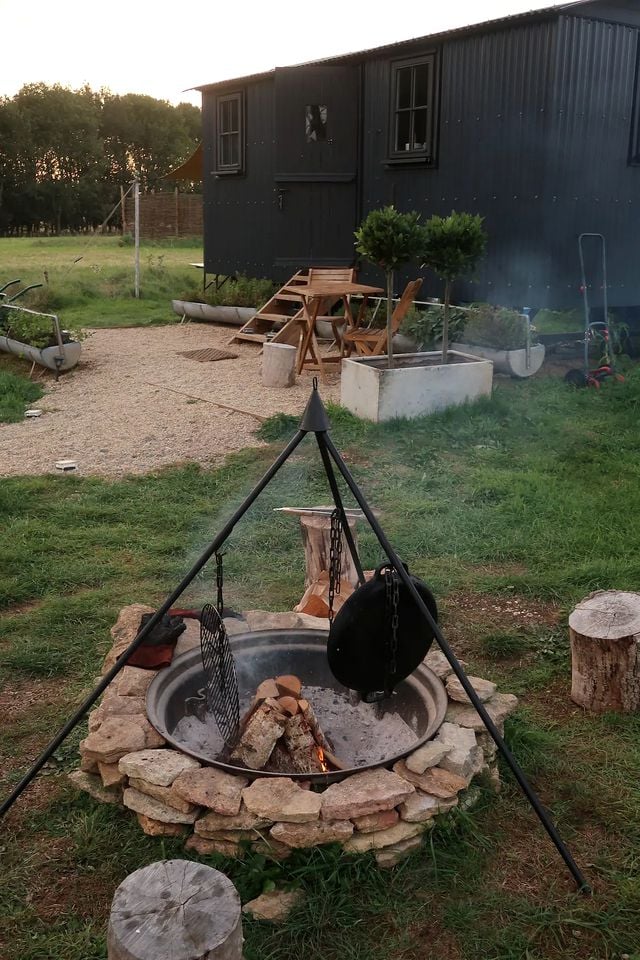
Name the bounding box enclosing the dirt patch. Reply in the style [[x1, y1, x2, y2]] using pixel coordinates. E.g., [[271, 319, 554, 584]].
[[0, 325, 341, 478], [0, 678, 65, 725]]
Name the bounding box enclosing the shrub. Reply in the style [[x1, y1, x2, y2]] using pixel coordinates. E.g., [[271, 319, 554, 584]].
[[461, 304, 529, 350], [401, 304, 467, 349]]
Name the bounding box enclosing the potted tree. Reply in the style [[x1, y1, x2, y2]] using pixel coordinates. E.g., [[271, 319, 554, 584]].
[[341, 207, 493, 422], [451, 304, 545, 378]]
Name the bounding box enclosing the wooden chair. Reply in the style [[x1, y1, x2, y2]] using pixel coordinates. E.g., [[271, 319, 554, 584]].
[[342, 278, 423, 356], [272, 266, 357, 347]]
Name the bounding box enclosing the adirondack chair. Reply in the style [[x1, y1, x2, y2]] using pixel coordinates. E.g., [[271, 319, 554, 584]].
[[342, 278, 423, 356]]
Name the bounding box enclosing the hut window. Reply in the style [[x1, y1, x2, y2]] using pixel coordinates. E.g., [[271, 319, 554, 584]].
[[305, 105, 327, 142], [390, 55, 436, 162], [216, 92, 244, 172]]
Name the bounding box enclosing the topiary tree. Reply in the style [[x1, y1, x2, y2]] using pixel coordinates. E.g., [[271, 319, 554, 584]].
[[420, 211, 487, 363], [354, 205, 425, 367]]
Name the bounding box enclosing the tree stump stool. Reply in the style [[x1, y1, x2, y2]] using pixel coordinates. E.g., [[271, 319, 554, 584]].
[[569, 590, 640, 713], [298, 510, 360, 588], [262, 342, 297, 387], [107, 860, 243, 960]]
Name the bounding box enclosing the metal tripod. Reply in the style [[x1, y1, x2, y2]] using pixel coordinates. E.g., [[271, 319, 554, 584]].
[[0, 383, 590, 893]]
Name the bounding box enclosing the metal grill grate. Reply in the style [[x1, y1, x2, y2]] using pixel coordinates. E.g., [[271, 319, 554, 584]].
[[199, 603, 240, 747], [179, 348, 239, 362]]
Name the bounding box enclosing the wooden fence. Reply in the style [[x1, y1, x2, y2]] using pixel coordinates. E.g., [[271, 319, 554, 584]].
[[122, 190, 202, 239]]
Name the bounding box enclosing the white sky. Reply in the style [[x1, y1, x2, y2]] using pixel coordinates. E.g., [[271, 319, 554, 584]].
[[0, 1, 570, 106]]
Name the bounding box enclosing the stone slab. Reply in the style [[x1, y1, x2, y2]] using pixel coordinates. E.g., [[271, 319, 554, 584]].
[[116, 666, 155, 697], [405, 742, 450, 775], [344, 820, 425, 853], [242, 889, 303, 923], [434, 722, 484, 780], [118, 749, 200, 786], [136, 813, 189, 836], [186, 834, 242, 858], [321, 768, 414, 821], [398, 791, 442, 822], [172, 768, 247, 815], [352, 809, 400, 833], [103, 603, 155, 672], [242, 777, 322, 823], [270, 819, 353, 848], [376, 832, 428, 868], [445, 693, 519, 731], [446, 675, 497, 704], [195, 805, 271, 836], [393, 761, 468, 798], [81, 717, 149, 764], [123, 787, 199, 824], [68, 770, 122, 804], [129, 777, 198, 814], [98, 762, 127, 788]]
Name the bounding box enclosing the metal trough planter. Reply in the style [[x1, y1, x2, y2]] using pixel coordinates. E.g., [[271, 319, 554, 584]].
[[171, 300, 256, 326], [0, 305, 81, 374], [451, 341, 545, 378]]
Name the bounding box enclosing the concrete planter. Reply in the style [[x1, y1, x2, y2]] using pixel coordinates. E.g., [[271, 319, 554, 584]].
[[0, 334, 81, 372], [340, 351, 493, 422], [451, 341, 545, 378], [170, 300, 256, 326]]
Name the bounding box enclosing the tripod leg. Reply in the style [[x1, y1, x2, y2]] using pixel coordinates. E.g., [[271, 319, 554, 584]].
[[323, 433, 590, 894], [0, 429, 308, 821]]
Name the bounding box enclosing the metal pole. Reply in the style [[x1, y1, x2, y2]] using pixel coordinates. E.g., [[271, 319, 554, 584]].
[[0, 429, 307, 821], [315, 433, 366, 586], [134, 176, 140, 299], [322, 433, 590, 894]]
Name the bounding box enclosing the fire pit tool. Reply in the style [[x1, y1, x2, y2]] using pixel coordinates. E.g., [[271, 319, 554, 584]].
[[328, 561, 438, 701], [200, 602, 240, 747], [0, 381, 589, 894]]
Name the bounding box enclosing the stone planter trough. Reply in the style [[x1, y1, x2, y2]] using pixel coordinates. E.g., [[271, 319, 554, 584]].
[[340, 351, 493, 422], [452, 341, 545, 378]]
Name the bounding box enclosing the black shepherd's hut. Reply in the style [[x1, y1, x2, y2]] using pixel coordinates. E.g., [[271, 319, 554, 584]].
[[196, 0, 640, 310]]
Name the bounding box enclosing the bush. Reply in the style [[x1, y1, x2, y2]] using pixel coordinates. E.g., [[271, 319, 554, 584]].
[[460, 304, 529, 350], [401, 304, 467, 349], [179, 274, 277, 309]]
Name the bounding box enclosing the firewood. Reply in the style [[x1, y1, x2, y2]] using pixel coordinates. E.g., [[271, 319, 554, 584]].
[[230, 700, 286, 769], [294, 573, 354, 618], [275, 675, 302, 699], [255, 678, 280, 701], [283, 714, 325, 774], [277, 696, 300, 716]]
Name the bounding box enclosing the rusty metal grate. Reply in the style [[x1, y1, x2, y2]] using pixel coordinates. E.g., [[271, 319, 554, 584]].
[[179, 347, 239, 362]]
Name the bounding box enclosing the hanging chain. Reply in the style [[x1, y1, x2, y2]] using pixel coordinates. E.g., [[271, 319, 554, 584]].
[[384, 566, 400, 684], [215, 552, 225, 616], [328, 509, 343, 622]]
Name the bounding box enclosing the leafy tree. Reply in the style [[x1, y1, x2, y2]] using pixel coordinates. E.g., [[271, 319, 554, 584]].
[[354, 206, 424, 367], [420, 211, 487, 363]]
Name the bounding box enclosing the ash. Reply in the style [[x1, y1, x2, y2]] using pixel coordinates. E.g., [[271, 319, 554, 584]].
[[172, 684, 417, 769]]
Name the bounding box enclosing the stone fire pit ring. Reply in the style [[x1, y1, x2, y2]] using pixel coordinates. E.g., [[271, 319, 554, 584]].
[[145, 629, 449, 783]]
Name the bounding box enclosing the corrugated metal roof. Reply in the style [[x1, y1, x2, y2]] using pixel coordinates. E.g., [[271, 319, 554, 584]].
[[193, 2, 593, 91]]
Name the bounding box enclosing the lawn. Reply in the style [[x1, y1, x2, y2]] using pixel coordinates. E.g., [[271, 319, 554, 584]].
[[1, 368, 640, 959], [0, 235, 204, 329]]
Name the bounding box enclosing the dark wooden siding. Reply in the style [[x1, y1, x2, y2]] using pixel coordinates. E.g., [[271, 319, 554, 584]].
[[544, 15, 640, 307], [360, 19, 560, 307], [203, 79, 276, 278]]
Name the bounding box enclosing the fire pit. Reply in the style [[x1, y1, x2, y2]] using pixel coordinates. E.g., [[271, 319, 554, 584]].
[[145, 629, 448, 783]]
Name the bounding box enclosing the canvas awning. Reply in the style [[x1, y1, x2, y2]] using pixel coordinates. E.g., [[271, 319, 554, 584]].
[[165, 144, 202, 181]]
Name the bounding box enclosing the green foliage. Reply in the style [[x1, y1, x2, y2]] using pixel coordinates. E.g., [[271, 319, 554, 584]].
[[0, 368, 43, 422], [461, 303, 530, 350], [420, 210, 487, 282], [354, 205, 424, 272], [180, 274, 278, 309], [401, 303, 468, 349]]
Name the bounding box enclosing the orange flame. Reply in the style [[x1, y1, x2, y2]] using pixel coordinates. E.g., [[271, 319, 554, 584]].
[[317, 747, 329, 773]]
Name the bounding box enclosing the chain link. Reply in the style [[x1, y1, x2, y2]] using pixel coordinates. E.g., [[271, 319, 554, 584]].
[[384, 566, 400, 684], [215, 552, 225, 615], [328, 509, 343, 622]]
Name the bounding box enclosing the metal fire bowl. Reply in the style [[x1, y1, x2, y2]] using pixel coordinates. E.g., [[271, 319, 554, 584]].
[[146, 629, 448, 784]]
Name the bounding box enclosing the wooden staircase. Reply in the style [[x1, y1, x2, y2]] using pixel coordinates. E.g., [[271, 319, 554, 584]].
[[230, 267, 356, 346]]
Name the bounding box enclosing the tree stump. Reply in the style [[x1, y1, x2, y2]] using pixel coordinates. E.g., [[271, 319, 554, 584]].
[[299, 512, 359, 588], [107, 860, 243, 960], [262, 342, 297, 387], [569, 590, 640, 712]]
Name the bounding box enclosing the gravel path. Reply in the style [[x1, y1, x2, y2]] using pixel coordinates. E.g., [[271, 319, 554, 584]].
[[0, 324, 340, 477]]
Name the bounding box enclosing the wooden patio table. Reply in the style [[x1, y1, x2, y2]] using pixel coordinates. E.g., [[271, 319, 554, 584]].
[[282, 281, 384, 381]]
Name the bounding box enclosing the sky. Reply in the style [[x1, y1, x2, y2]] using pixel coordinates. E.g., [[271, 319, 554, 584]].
[[0, 1, 572, 106]]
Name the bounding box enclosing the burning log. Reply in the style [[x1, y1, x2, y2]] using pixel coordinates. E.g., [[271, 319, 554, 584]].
[[231, 675, 345, 774]]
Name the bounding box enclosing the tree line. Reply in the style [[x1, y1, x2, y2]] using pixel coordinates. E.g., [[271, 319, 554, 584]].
[[0, 84, 201, 236]]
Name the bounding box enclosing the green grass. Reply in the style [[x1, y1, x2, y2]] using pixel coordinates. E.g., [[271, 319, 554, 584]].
[[0, 235, 203, 329], [2, 367, 640, 958], [0, 358, 43, 422]]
